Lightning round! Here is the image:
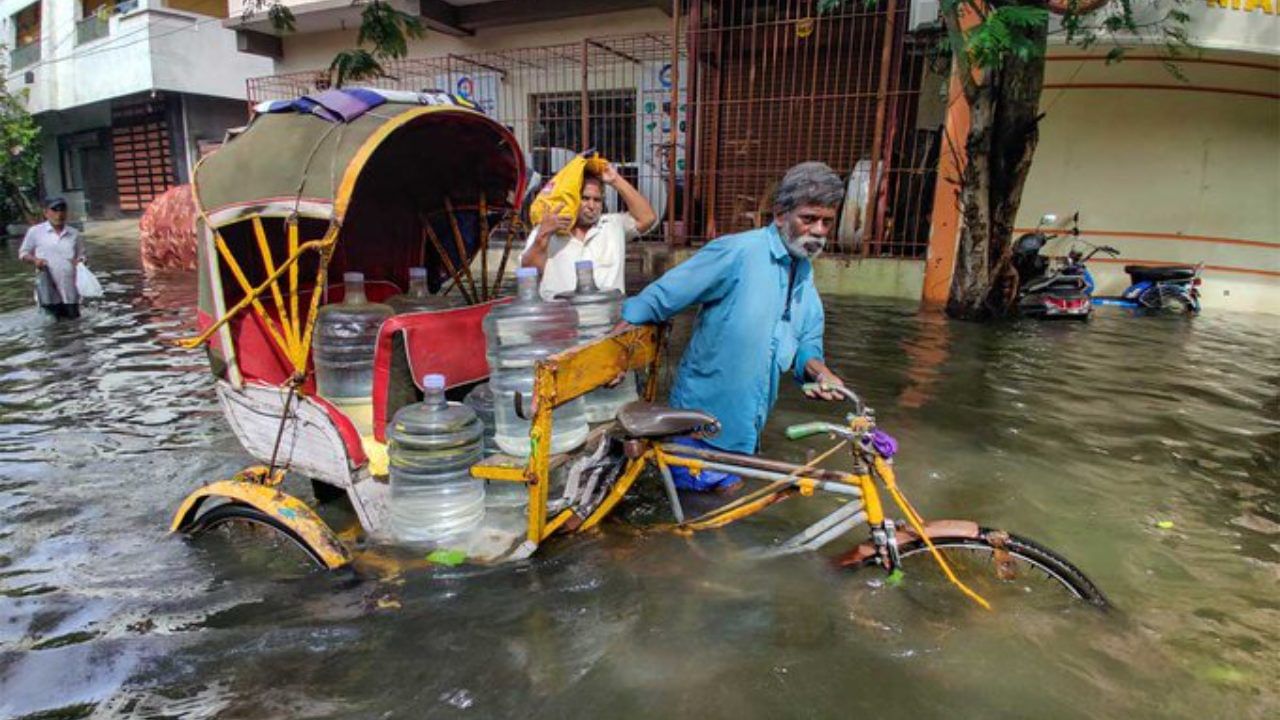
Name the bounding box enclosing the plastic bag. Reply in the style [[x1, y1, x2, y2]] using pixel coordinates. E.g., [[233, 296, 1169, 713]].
[[76, 264, 104, 299], [529, 151, 610, 228]]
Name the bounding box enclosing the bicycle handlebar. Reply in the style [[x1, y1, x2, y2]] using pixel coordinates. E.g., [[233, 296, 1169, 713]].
[[785, 421, 852, 441]]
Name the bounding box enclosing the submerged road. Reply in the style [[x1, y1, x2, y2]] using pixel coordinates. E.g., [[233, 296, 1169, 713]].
[[0, 231, 1276, 719]]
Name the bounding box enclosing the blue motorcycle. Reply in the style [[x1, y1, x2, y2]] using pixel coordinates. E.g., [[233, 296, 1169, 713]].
[[1063, 243, 1203, 315], [1017, 213, 1203, 317]]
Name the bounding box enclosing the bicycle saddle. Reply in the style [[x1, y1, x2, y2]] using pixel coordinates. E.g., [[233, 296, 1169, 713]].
[[616, 402, 719, 439]]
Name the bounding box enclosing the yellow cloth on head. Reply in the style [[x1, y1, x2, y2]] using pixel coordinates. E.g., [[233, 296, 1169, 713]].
[[529, 153, 610, 228]]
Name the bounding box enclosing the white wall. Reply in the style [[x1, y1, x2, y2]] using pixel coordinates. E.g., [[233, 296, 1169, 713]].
[[2, 1, 271, 115], [1017, 48, 1280, 314]]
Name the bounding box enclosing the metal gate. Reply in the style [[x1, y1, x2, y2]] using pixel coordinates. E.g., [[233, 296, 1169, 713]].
[[244, 1, 941, 258]]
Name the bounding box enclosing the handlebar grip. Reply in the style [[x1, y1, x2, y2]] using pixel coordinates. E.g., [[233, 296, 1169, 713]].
[[785, 422, 829, 440]]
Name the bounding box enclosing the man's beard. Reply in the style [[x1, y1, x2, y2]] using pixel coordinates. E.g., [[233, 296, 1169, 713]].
[[785, 232, 826, 259]]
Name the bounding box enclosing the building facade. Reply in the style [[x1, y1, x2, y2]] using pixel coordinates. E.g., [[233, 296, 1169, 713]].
[[2, 0, 272, 219], [233, 1, 1275, 313], [1010, 4, 1280, 313]]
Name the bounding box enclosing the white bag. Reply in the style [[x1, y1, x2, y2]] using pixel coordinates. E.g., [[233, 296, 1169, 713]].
[[76, 264, 104, 299]]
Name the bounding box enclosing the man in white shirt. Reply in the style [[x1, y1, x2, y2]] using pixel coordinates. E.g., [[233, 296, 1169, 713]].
[[19, 197, 86, 320], [520, 163, 657, 300]]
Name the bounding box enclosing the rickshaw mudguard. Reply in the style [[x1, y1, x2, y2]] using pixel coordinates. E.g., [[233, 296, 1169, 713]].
[[170, 479, 353, 570]]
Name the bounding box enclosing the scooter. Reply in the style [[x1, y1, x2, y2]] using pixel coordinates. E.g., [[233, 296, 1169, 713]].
[[1088, 254, 1203, 314], [1012, 213, 1093, 320], [1015, 213, 1204, 318]]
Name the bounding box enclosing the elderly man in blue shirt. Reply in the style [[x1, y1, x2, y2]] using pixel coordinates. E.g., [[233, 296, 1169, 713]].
[[619, 162, 847, 492]]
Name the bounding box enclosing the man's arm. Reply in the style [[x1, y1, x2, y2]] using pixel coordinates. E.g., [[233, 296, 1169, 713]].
[[601, 164, 657, 234], [520, 201, 571, 273], [620, 238, 739, 326], [793, 284, 845, 401], [18, 228, 45, 269]]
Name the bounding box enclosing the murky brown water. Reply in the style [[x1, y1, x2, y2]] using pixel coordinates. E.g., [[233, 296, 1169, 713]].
[[1, 234, 1276, 719]]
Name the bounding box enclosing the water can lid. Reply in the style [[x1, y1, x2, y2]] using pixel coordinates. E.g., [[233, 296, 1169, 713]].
[[408, 267, 427, 279], [343, 271, 365, 283], [422, 373, 446, 390], [516, 267, 538, 279]]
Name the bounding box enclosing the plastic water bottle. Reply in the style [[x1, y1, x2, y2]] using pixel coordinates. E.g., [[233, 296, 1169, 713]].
[[313, 272, 393, 435], [386, 267, 460, 313], [484, 267, 588, 456], [388, 373, 486, 544], [556, 260, 638, 422], [465, 382, 526, 508]]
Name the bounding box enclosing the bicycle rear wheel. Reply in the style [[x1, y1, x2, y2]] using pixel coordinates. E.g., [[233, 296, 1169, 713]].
[[848, 528, 1109, 609]]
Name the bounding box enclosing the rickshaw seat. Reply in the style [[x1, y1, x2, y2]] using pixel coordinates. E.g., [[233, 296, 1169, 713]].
[[370, 299, 511, 442]]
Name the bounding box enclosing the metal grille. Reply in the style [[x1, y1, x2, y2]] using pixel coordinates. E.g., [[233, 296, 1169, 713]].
[[244, 2, 940, 258]]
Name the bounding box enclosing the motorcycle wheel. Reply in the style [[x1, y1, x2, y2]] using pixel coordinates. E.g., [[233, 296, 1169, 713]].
[[1138, 286, 1196, 314]]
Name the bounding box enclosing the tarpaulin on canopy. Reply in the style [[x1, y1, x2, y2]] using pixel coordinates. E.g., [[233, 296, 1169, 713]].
[[193, 91, 524, 227]]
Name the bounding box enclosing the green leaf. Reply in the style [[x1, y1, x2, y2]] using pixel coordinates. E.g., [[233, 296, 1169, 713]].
[[328, 49, 385, 88]]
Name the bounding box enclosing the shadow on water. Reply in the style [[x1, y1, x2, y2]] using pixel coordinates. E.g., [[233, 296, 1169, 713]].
[[0, 234, 1276, 718]]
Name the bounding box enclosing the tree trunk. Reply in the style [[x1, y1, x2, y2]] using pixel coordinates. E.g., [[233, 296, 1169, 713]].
[[945, 17, 1049, 321]]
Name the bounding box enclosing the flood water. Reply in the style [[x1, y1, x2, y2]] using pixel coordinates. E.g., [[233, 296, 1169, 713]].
[[1, 234, 1276, 719]]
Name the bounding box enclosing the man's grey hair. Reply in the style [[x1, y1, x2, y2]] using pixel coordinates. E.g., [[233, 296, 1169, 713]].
[[773, 162, 844, 215]]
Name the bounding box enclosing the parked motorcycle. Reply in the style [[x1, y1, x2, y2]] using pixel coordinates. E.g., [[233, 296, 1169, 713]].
[[1090, 256, 1203, 314], [1014, 213, 1204, 318], [1012, 213, 1093, 320]]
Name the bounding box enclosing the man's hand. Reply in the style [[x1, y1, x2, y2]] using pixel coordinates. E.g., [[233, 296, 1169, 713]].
[[537, 201, 572, 239], [802, 359, 846, 401], [600, 162, 620, 186]]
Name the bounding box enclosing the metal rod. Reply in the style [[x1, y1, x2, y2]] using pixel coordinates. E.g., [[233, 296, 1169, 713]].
[[658, 442, 858, 484], [655, 455, 686, 523], [580, 39, 590, 150], [478, 195, 490, 300], [424, 217, 474, 305], [671, 457, 863, 498], [443, 198, 482, 301], [768, 509, 868, 556], [779, 502, 866, 550], [864, 0, 899, 258], [666, 0, 680, 243]]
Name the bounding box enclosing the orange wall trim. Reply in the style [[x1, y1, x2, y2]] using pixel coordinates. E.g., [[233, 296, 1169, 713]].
[[1041, 82, 1280, 101], [1012, 228, 1280, 251], [1046, 55, 1280, 74], [1090, 257, 1280, 279]]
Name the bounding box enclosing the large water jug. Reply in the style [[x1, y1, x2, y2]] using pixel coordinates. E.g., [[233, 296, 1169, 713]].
[[556, 260, 638, 423], [313, 272, 393, 435], [484, 267, 588, 456], [388, 373, 486, 543], [465, 382, 526, 508], [386, 267, 460, 314]]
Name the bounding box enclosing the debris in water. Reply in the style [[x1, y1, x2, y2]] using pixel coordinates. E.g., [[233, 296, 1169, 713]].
[[1155, 520, 1175, 530], [427, 549, 467, 566], [440, 689, 474, 709]]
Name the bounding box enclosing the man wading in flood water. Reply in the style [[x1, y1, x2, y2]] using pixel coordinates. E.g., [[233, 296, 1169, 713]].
[[618, 162, 847, 493], [19, 197, 86, 320]]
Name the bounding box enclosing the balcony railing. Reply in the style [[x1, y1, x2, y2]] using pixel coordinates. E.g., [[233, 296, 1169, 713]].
[[76, 14, 111, 46], [10, 41, 40, 71]]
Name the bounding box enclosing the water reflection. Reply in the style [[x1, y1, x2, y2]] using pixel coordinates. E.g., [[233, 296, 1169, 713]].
[[0, 234, 1277, 718]]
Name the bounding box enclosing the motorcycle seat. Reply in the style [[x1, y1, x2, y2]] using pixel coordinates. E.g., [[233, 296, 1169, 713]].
[[1024, 274, 1085, 293], [1124, 264, 1197, 282]]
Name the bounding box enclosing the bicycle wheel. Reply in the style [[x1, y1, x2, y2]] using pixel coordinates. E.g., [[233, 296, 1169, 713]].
[[185, 502, 331, 569], [849, 528, 1109, 609]]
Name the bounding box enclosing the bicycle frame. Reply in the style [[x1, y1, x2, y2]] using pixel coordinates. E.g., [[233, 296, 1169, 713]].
[[470, 324, 905, 564]]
